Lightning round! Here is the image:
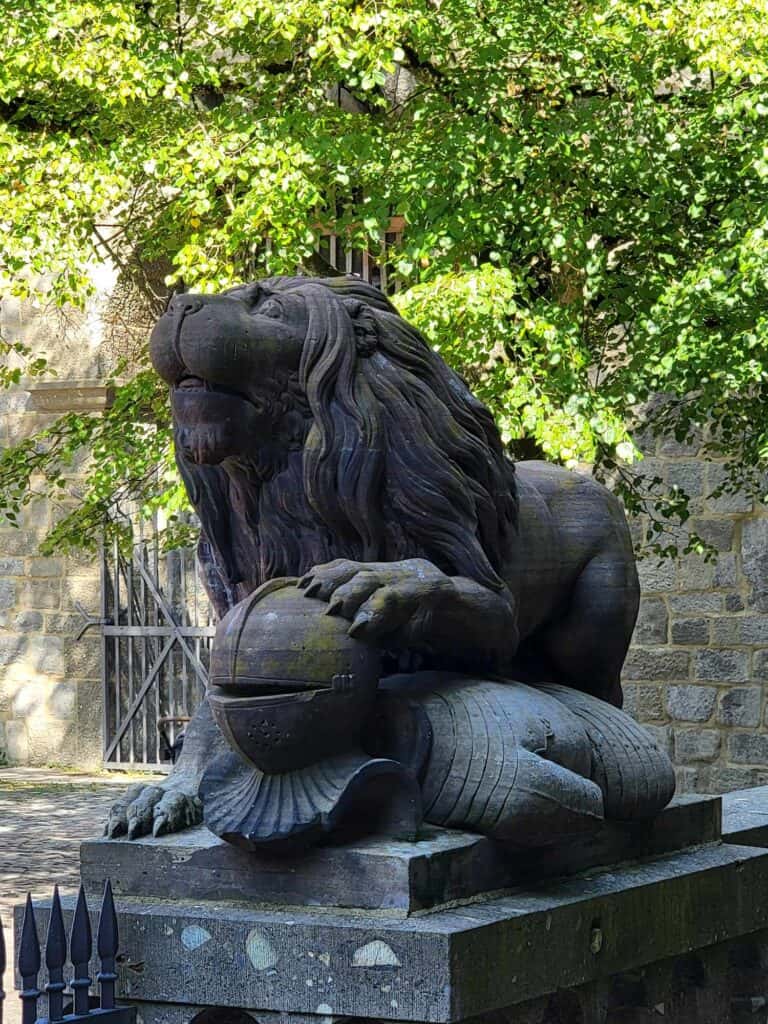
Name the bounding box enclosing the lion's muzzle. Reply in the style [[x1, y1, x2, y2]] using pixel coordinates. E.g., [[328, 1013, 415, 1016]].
[[173, 383, 263, 465]]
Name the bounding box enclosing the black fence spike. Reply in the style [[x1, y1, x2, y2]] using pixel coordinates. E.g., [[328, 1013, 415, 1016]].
[[19, 894, 41, 1024], [45, 886, 67, 1023], [97, 879, 119, 1010], [97, 879, 119, 960], [69, 885, 92, 1017]]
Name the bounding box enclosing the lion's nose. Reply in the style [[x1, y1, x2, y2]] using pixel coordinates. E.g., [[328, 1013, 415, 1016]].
[[168, 295, 204, 317]]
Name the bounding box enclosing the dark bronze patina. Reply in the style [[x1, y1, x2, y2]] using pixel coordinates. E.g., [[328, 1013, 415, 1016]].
[[106, 275, 674, 850]]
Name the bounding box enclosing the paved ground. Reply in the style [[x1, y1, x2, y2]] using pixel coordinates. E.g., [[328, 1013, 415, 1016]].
[[0, 768, 160, 1023]]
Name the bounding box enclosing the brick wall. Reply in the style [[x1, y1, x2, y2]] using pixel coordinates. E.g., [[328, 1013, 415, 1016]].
[[624, 429, 768, 794]]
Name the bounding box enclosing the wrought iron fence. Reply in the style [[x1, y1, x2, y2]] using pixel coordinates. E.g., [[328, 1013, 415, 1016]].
[[0, 881, 134, 1024], [316, 218, 405, 293]]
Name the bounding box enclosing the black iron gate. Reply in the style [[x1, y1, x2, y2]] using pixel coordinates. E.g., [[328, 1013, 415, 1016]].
[[98, 518, 215, 770]]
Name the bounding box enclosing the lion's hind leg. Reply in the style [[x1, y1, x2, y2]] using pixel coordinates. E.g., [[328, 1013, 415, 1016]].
[[530, 547, 640, 708]]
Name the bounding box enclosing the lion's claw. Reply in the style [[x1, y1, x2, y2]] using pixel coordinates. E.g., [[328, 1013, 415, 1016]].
[[299, 559, 364, 602], [105, 805, 128, 839], [105, 783, 202, 841], [152, 791, 203, 837], [126, 785, 165, 839], [105, 782, 145, 838]]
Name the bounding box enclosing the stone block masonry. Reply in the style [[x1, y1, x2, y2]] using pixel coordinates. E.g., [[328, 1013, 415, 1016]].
[[0, 297, 108, 768], [624, 425, 768, 795], [0, 472, 104, 767]]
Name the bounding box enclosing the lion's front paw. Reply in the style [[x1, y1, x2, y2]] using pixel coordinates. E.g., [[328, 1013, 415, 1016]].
[[105, 782, 203, 840], [298, 558, 369, 601], [299, 558, 452, 644]]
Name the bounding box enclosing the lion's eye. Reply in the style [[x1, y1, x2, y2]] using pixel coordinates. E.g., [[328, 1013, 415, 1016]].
[[259, 299, 282, 318]]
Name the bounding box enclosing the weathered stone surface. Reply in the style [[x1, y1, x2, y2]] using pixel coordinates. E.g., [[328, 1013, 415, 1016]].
[[633, 598, 668, 644], [742, 518, 768, 608], [637, 557, 676, 593], [48, 680, 77, 720], [668, 593, 722, 614], [623, 650, 690, 682], [26, 717, 76, 765], [712, 553, 738, 588], [717, 687, 762, 728], [753, 649, 768, 681], [0, 530, 36, 555], [666, 685, 716, 723], [75, 678, 103, 766], [667, 461, 704, 497], [62, 636, 101, 679], [670, 618, 709, 645], [12, 611, 44, 633], [18, 579, 60, 611], [706, 464, 753, 514], [674, 729, 721, 764], [26, 636, 65, 677], [703, 767, 768, 793], [24, 841, 768, 1022], [4, 720, 27, 762], [689, 517, 735, 552], [0, 636, 26, 667], [81, 796, 721, 914], [0, 580, 16, 610], [695, 648, 749, 683], [10, 682, 46, 718], [722, 786, 768, 847], [710, 619, 738, 644], [729, 610, 768, 643], [676, 555, 714, 591], [60, 573, 100, 611], [658, 431, 701, 457], [634, 684, 665, 721], [728, 734, 768, 766], [27, 378, 115, 412], [27, 557, 64, 577], [643, 724, 673, 756]]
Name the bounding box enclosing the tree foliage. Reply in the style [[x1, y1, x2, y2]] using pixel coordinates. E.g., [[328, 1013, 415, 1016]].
[[0, 0, 767, 555]]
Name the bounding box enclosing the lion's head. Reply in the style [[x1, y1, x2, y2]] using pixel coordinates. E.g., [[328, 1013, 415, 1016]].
[[150, 276, 517, 611]]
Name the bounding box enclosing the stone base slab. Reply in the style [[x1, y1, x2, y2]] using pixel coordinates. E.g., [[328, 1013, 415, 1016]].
[[20, 841, 768, 1023], [80, 794, 721, 914], [722, 785, 768, 847]]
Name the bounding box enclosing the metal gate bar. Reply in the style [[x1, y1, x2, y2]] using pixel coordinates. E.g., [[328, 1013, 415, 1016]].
[[100, 516, 215, 770]]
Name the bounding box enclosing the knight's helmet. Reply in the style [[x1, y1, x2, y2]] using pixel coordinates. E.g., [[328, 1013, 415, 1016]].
[[201, 579, 421, 851], [207, 577, 381, 773]]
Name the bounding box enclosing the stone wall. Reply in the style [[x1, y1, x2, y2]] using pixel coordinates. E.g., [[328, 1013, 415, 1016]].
[[624, 428, 768, 794], [0, 297, 109, 768]]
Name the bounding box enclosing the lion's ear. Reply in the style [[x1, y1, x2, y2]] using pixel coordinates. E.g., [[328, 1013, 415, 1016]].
[[341, 298, 379, 357]]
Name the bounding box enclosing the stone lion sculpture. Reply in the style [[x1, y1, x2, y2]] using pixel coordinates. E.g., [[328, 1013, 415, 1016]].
[[106, 275, 674, 847]]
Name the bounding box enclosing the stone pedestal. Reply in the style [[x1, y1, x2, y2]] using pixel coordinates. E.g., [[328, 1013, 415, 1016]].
[[79, 794, 720, 914], [18, 791, 768, 1024]]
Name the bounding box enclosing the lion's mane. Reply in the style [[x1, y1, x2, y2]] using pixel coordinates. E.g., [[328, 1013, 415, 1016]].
[[179, 276, 517, 612]]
